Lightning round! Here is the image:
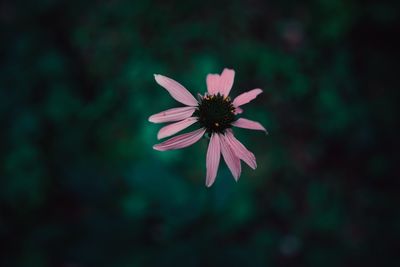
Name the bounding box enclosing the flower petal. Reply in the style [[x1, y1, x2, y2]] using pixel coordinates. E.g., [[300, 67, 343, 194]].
[[234, 107, 243, 114], [148, 107, 196, 123], [233, 88, 263, 107], [157, 117, 198, 140], [206, 133, 221, 187], [232, 118, 267, 133], [220, 134, 241, 181], [154, 74, 198, 106], [219, 68, 235, 96], [225, 130, 257, 170], [206, 74, 220, 95], [153, 128, 206, 151]]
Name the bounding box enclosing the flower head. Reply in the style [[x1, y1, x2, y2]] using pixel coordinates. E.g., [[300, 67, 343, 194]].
[[149, 68, 267, 187]]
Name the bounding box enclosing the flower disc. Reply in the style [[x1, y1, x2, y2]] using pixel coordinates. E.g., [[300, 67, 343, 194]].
[[195, 93, 236, 133]]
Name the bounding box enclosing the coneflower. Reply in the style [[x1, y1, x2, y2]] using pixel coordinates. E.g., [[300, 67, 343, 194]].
[[149, 68, 267, 187]]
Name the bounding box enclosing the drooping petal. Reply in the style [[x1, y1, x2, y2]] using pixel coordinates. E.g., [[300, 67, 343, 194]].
[[206, 133, 221, 187], [219, 68, 235, 96], [220, 134, 241, 180], [232, 118, 268, 133], [154, 74, 198, 106], [233, 88, 263, 107], [225, 130, 257, 169], [148, 107, 196, 123], [206, 74, 220, 95], [153, 128, 206, 151], [157, 117, 198, 140]]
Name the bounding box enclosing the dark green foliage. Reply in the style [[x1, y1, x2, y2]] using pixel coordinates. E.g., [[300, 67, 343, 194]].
[[1, 0, 399, 266]]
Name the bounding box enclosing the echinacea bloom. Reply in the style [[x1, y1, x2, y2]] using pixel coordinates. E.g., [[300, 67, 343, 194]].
[[149, 68, 267, 187]]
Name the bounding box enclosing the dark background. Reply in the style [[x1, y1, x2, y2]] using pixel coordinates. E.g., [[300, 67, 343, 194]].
[[1, 0, 399, 266]]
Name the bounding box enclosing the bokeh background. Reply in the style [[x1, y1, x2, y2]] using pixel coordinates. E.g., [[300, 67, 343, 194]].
[[1, 0, 399, 266]]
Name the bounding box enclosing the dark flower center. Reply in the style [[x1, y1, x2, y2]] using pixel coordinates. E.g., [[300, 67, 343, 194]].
[[194, 93, 236, 133]]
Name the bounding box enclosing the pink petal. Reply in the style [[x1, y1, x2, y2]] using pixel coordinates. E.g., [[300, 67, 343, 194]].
[[206, 133, 221, 187], [219, 68, 235, 96], [233, 88, 263, 107], [153, 128, 206, 151], [148, 107, 196, 123], [225, 130, 257, 170], [154, 74, 198, 106], [220, 134, 241, 181], [232, 118, 267, 133], [157, 117, 198, 140], [234, 107, 243, 114], [206, 74, 220, 95]]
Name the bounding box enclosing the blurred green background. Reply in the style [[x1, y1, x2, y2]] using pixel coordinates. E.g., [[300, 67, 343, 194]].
[[1, 0, 399, 266]]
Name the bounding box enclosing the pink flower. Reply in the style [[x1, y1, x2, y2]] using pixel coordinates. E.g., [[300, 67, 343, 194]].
[[149, 68, 267, 187]]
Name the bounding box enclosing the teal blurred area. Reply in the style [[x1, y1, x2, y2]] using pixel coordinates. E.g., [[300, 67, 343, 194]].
[[1, 0, 399, 266]]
